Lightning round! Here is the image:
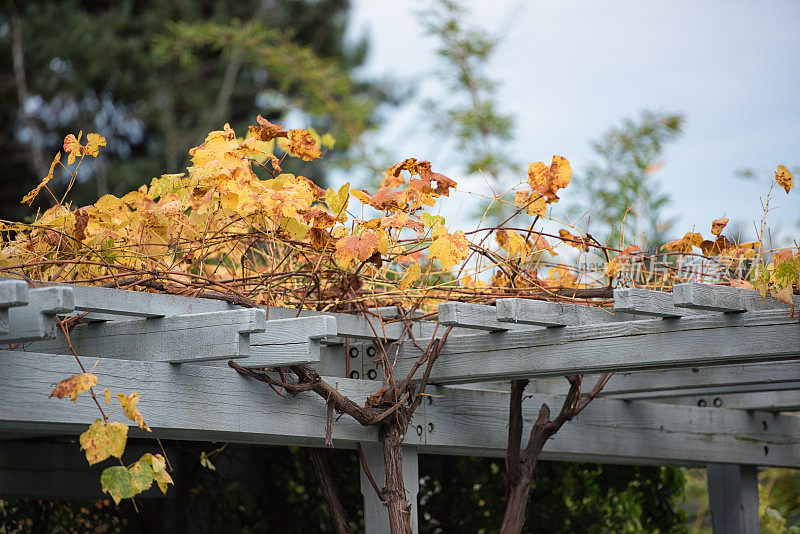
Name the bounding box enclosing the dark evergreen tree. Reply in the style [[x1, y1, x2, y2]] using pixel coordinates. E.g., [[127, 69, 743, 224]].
[[1, 0, 393, 219]]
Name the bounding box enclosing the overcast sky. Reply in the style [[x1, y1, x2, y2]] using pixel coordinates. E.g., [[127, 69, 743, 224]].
[[343, 0, 799, 244]]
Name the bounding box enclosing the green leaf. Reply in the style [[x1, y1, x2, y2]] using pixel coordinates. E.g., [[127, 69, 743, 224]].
[[100, 466, 140, 505], [421, 213, 445, 230], [750, 266, 771, 299], [79, 419, 128, 465], [137, 453, 174, 494], [320, 133, 336, 150], [773, 259, 799, 288]]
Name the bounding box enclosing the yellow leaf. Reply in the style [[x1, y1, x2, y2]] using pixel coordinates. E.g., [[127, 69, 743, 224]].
[[79, 419, 128, 465], [661, 232, 703, 253], [325, 183, 350, 222], [350, 189, 372, 205], [22, 152, 61, 205], [62, 132, 106, 165], [84, 133, 107, 157], [429, 228, 469, 271], [49, 373, 98, 403], [104, 387, 112, 405], [527, 156, 571, 202], [775, 165, 793, 193], [94, 194, 127, 218], [711, 218, 729, 236], [514, 191, 547, 217], [115, 392, 151, 431], [496, 229, 530, 260], [331, 226, 350, 239], [399, 264, 422, 290], [605, 257, 621, 278]]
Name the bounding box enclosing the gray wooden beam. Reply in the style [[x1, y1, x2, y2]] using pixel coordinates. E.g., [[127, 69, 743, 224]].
[[529, 361, 800, 399], [243, 316, 338, 367], [393, 309, 799, 383], [27, 309, 266, 363], [438, 302, 544, 332], [0, 279, 29, 335], [496, 298, 637, 327], [42, 281, 235, 319], [419, 384, 800, 467], [1, 351, 798, 467], [673, 282, 800, 313], [658, 391, 800, 412], [707, 464, 760, 534], [613, 287, 698, 318], [0, 350, 383, 449], [0, 286, 74, 343], [673, 283, 747, 312], [45, 282, 451, 344]]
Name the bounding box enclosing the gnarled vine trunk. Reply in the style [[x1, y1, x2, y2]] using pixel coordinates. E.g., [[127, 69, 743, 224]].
[[380, 423, 413, 534], [501, 374, 612, 534]]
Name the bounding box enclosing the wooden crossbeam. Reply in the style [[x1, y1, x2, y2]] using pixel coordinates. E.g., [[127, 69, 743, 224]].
[[67, 283, 234, 317], [496, 298, 636, 327], [27, 309, 266, 363], [246, 316, 338, 367], [0, 279, 29, 334], [0, 286, 74, 343], [0, 350, 380, 448], [657, 391, 800, 412], [419, 384, 800, 467], [438, 302, 542, 332], [673, 282, 800, 313], [2, 351, 798, 467], [393, 309, 799, 383], [613, 287, 699, 317], [673, 283, 748, 312], [529, 361, 800, 399]]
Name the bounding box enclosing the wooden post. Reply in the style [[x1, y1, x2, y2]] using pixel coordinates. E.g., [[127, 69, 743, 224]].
[[707, 464, 760, 534], [359, 443, 419, 533]]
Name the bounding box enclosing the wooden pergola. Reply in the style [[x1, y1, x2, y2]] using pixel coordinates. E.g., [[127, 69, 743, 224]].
[[0, 278, 798, 533]]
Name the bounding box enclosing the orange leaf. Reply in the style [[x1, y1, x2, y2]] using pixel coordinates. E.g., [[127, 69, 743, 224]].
[[285, 129, 321, 161], [335, 232, 381, 269], [711, 218, 729, 236], [775, 165, 793, 193], [254, 115, 288, 141]]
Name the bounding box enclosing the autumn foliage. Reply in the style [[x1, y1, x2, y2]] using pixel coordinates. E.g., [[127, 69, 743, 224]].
[[1, 115, 797, 507]]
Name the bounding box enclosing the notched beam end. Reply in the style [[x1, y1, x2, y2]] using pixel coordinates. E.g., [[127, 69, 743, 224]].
[[0, 279, 29, 308]]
